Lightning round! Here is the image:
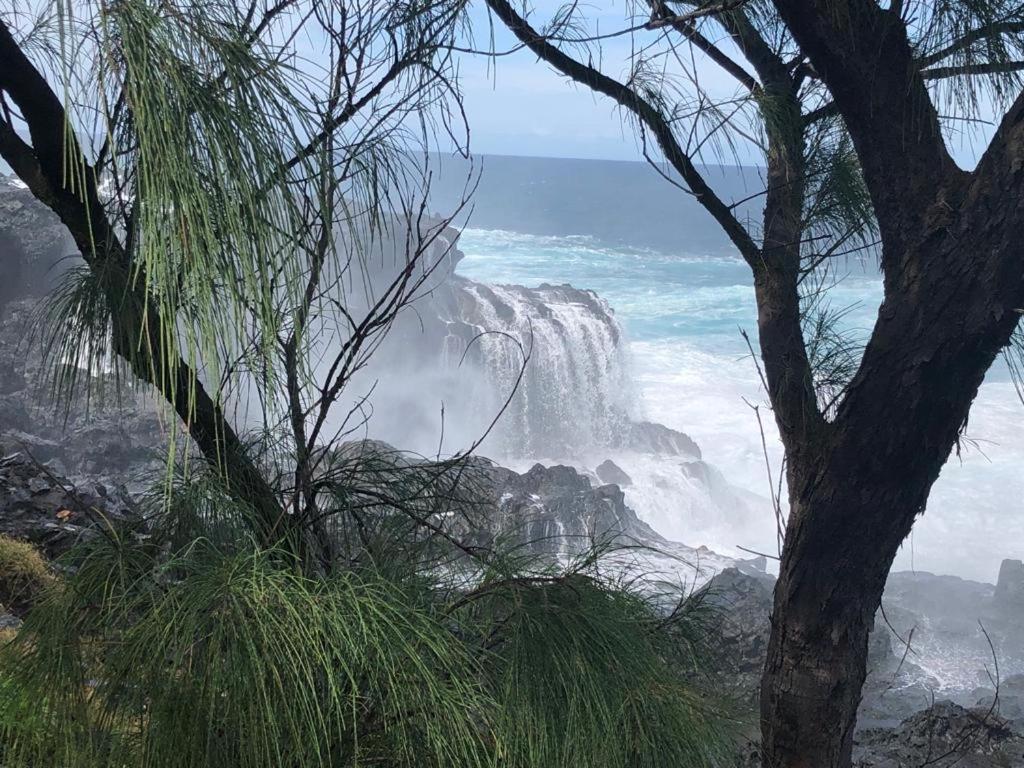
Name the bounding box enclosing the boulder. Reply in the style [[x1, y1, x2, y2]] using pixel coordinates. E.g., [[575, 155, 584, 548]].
[[595, 459, 632, 487], [623, 420, 701, 458], [476, 461, 662, 556], [0, 452, 141, 559], [995, 559, 1024, 614], [702, 567, 774, 704], [854, 701, 1024, 767]]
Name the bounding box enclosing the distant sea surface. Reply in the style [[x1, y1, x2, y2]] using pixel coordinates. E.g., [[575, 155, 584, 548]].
[[430, 153, 1024, 582]]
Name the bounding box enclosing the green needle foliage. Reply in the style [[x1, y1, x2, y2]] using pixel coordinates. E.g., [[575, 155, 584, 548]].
[[0, 482, 738, 768], [0, 1, 740, 765], [460, 572, 735, 768]]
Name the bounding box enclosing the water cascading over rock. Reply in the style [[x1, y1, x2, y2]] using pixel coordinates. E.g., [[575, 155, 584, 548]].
[[452, 281, 633, 458]]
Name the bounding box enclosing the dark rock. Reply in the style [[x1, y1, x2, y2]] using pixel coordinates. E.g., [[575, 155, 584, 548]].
[[974, 674, 1024, 726], [996, 559, 1024, 614], [0, 295, 170, 489], [0, 611, 22, 632], [854, 701, 1024, 767], [0, 177, 76, 308], [475, 461, 662, 556], [702, 567, 774, 704], [595, 459, 632, 487], [327, 443, 662, 560], [623, 420, 701, 458], [0, 452, 142, 559]]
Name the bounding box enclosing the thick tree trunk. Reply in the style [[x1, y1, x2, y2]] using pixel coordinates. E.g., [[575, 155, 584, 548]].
[[759, 475, 924, 767], [758, 196, 1024, 764]]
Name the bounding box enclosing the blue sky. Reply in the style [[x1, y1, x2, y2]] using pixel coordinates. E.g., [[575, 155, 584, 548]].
[[453, 1, 997, 167], [453, 1, 754, 162]]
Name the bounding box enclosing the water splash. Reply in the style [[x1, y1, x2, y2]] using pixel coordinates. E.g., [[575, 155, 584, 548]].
[[457, 281, 635, 458]]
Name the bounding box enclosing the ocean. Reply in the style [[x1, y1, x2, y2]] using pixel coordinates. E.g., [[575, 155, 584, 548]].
[[431, 154, 1024, 583]]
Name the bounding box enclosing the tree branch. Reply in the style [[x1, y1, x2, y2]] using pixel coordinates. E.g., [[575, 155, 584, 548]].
[[917, 19, 1024, 70], [646, 0, 762, 95], [483, 0, 762, 267], [923, 60, 1024, 79], [0, 19, 300, 557], [769, 0, 963, 267]]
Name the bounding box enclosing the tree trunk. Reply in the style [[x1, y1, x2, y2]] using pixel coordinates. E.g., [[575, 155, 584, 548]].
[[759, 474, 923, 767], [758, 204, 1024, 764]]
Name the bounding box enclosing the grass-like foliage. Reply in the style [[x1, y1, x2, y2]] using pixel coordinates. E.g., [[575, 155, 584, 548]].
[[0, 480, 738, 768], [1, 537, 492, 768], [0, 535, 52, 617], [460, 571, 736, 768]]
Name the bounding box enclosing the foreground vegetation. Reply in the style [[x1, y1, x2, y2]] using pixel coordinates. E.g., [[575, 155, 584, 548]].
[[0, 473, 736, 768], [0, 1, 738, 763]]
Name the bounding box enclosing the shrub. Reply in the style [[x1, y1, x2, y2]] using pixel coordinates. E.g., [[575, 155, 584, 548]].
[[0, 536, 52, 617], [0, 527, 739, 768]]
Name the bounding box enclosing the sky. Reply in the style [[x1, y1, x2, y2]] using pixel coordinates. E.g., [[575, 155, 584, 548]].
[[452, 1, 998, 167], [453, 1, 760, 163]]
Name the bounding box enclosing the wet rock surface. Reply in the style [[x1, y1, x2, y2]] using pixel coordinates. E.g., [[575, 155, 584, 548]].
[[0, 177, 75, 309], [854, 701, 1024, 767], [596, 458, 632, 487], [0, 452, 141, 559], [702, 567, 774, 705], [0, 299, 169, 488], [475, 461, 662, 555]]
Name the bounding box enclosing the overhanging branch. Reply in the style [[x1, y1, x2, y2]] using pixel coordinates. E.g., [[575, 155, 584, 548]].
[[483, 0, 763, 267]]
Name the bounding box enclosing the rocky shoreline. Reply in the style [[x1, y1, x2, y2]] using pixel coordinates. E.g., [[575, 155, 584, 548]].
[[3, 175, 1024, 766]]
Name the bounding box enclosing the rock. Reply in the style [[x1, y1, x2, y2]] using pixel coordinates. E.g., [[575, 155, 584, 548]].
[[0, 452, 142, 559], [622, 420, 701, 458], [325, 444, 663, 561], [995, 559, 1024, 614], [974, 674, 1024, 726], [0, 176, 76, 307], [595, 459, 632, 487], [0, 296, 170, 489], [702, 567, 774, 704], [0, 610, 22, 633], [475, 461, 662, 556], [854, 701, 1024, 767]]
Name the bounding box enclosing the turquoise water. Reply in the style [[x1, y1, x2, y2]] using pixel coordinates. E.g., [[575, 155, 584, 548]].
[[454, 226, 1024, 583], [453, 228, 882, 349]]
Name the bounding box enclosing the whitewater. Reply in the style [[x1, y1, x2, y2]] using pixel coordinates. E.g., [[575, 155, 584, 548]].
[[453, 226, 1024, 584]]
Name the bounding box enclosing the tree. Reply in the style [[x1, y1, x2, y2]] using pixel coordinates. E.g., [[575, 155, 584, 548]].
[[0, 0, 472, 570], [476, 0, 1024, 764], [0, 1, 735, 765]]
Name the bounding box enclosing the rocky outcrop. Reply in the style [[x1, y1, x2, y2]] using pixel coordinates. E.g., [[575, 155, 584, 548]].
[[854, 702, 1024, 767], [703, 567, 774, 704], [0, 299, 168, 487], [595, 459, 632, 487], [0, 452, 141, 559], [474, 461, 662, 555], [333, 214, 706, 463], [622, 420, 701, 457], [973, 674, 1024, 727], [996, 559, 1024, 614], [0, 177, 75, 309]]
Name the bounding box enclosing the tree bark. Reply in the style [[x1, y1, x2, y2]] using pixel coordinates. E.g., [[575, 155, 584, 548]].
[[759, 169, 1024, 764], [761, 473, 923, 766], [0, 19, 327, 568]]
